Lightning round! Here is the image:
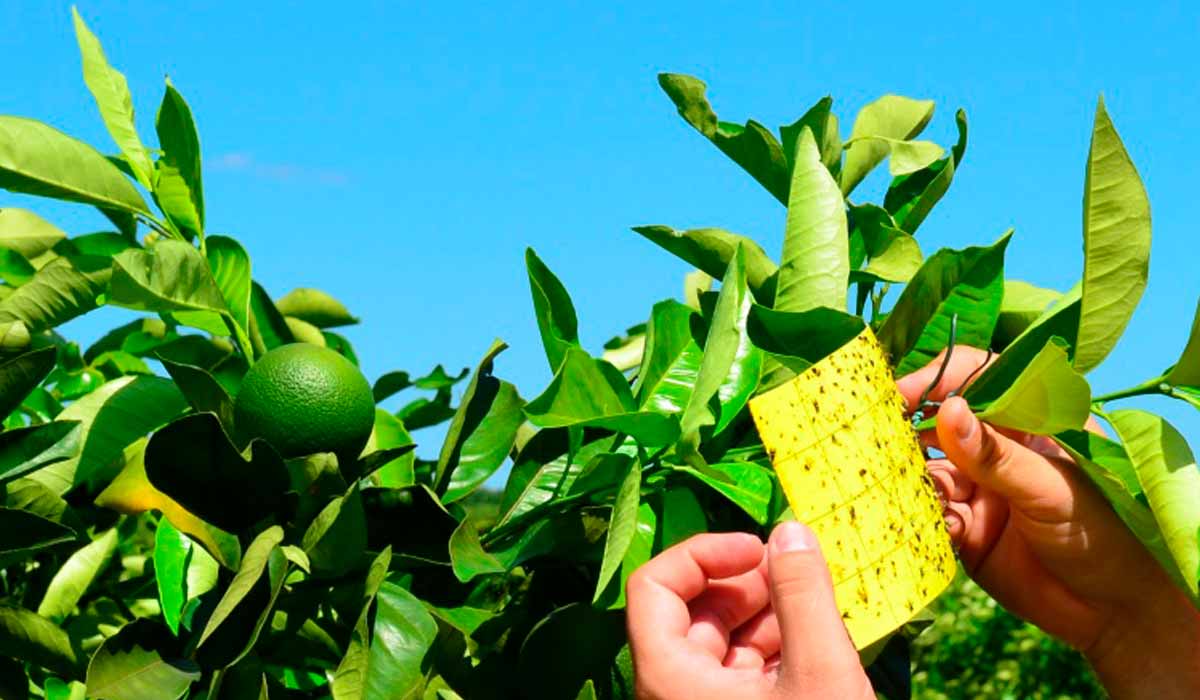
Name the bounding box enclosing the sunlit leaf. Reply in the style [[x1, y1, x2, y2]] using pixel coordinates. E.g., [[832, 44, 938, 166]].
[[37, 528, 118, 622], [276, 287, 359, 329], [840, 95, 935, 195], [593, 457, 641, 602], [155, 79, 205, 233], [364, 582, 438, 700], [86, 618, 200, 700], [526, 249, 580, 372], [632, 225, 779, 304], [0, 605, 80, 678]]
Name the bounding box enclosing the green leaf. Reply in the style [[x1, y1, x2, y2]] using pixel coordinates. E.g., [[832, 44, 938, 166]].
[[884, 109, 967, 234], [593, 457, 641, 602], [434, 340, 508, 493], [525, 347, 680, 447], [276, 287, 359, 328], [159, 357, 235, 432], [0, 256, 111, 332], [880, 232, 1011, 377], [363, 408, 415, 488], [248, 281, 295, 355], [776, 128, 849, 313], [109, 241, 229, 318], [449, 518, 506, 583], [1167, 299, 1200, 387], [27, 376, 187, 494], [0, 208, 68, 264], [780, 96, 842, 174], [155, 79, 205, 232], [154, 517, 218, 636], [0, 248, 36, 285], [747, 304, 865, 381], [516, 602, 626, 699], [364, 582, 438, 700], [973, 338, 1091, 435], [657, 74, 790, 203], [597, 500, 657, 610], [526, 249, 580, 372], [443, 379, 524, 504], [330, 547, 392, 700], [197, 525, 284, 648], [1054, 430, 1191, 603], [86, 618, 200, 700], [843, 137, 944, 176], [0, 605, 80, 678], [1108, 410, 1200, 598], [144, 412, 290, 532], [71, 8, 153, 189], [995, 280, 1062, 351], [633, 300, 703, 413], [656, 487, 707, 549], [372, 371, 412, 403], [675, 461, 772, 524], [0, 116, 147, 213], [302, 486, 367, 577], [0, 346, 56, 418], [966, 284, 1082, 405], [840, 95, 935, 195], [848, 205, 924, 284], [680, 247, 762, 437], [1075, 97, 1151, 373], [0, 421, 82, 488], [496, 431, 615, 527], [37, 527, 118, 622], [205, 236, 251, 339], [632, 226, 779, 305], [0, 507, 77, 563]]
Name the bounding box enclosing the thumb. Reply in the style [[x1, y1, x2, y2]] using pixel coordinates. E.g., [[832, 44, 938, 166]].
[[767, 521, 865, 693], [935, 397, 1075, 519]]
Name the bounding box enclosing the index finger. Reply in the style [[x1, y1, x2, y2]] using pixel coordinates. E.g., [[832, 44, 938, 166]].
[[896, 345, 994, 412], [626, 532, 763, 648]]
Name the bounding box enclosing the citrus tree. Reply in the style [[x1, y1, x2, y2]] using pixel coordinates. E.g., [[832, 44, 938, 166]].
[[1, 10, 1198, 700]]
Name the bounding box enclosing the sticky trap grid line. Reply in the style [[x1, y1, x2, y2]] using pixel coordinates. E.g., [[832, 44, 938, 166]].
[[748, 328, 957, 650]]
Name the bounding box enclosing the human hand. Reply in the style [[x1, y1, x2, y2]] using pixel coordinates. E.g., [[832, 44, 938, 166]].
[[898, 348, 1200, 698], [625, 522, 873, 700]]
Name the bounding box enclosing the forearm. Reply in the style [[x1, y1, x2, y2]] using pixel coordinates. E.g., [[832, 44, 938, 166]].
[[1086, 587, 1200, 699]]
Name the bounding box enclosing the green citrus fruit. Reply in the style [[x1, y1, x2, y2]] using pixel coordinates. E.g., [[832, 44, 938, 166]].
[[233, 343, 375, 459]]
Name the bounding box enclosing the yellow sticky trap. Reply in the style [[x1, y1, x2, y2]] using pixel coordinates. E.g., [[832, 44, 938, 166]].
[[749, 327, 955, 649]]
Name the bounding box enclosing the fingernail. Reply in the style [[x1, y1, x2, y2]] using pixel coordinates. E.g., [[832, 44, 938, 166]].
[[955, 409, 976, 441], [772, 521, 817, 553], [944, 511, 962, 535]]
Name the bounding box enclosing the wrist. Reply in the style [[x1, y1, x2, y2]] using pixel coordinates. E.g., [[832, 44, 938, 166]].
[[1086, 584, 1200, 699]]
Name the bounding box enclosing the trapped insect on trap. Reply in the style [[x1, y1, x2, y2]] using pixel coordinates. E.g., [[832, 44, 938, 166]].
[[749, 327, 957, 650]]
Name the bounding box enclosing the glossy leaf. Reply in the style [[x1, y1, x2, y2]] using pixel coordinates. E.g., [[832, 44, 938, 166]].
[[371, 371, 411, 403], [1109, 410, 1200, 598], [155, 79, 205, 233], [880, 232, 1011, 377], [37, 527, 118, 622], [302, 486, 367, 576], [28, 376, 187, 494], [363, 408, 415, 487], [197, 525, 284, 648], [434, 340, 509, 493], [526, 249, 580, 372], [0, 256, 111, 332], [775, 128, 849, 314], [443, 379, 524, 503], [1168, 299, 1200, 387], [995, 280, 1062, 350], [593, 457, 641, 602], [159, 356, 235, 431], [848, 205, 924, 284], [633, 300, 703, 413], [0, 421, 81, 487], [206, 236, 251, 339], [747, 304, 865, 379], [966, 284, 1082, 405], [72, 8, 153, 188], [330, 547, 392, 700], [0, 248, 36, 285], [364, 582, 438, 700], [0, 208, 68, 263], [1076, 97, 1151, 374], [86, 619, 199, 700], [496, 431, 614, 527], [780, 95, 842, 174], [248, 281, 295, 355], [276, 287, 359, 328], [0, 116, 147, 213], [144, 412, 289, 532], [154, 517, 217, 636], [843, 137, 943, 176], [0, 605, 80, 678], [0, 345, 56, 418], [449, 518, 506, 583], [597, 500, 657, 610], [675, 461, 772, 524], [840, 95, 935, 195], [632, 225, 779, 304], [109, 241, 229, 318], [525, 346, 680, 447], [974, 338, 1090, 435]]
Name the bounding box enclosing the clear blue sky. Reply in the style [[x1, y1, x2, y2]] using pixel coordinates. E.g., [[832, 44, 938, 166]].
[[2, 2, 1199, 462]]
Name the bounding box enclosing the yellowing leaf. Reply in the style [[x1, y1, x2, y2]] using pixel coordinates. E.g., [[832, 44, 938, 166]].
[[748, 327, 954, 649], [94, 439, 240, 569]]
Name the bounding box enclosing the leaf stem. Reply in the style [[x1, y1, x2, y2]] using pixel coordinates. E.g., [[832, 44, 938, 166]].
[[1091, 375, 1168, 406]]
